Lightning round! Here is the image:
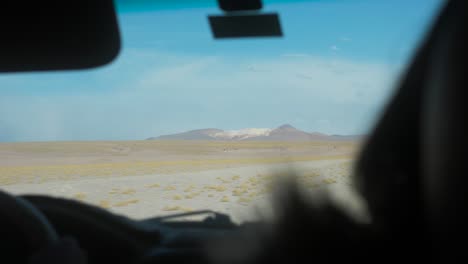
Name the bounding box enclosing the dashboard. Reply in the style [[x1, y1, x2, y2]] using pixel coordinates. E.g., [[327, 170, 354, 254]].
[[16, 195, 248, 264]]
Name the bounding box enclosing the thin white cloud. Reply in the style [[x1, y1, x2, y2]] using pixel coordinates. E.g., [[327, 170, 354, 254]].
[[280, 53, 311, 58], [330, 45, 340, 52], [340, 36, 352, 42], [246, 64, 270, 72]]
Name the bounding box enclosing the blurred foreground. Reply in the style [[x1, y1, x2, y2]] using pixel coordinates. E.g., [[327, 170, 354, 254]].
[[0, 140, 360, 222]]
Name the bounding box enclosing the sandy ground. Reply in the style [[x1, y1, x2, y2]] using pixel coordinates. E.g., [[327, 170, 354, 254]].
[[2, 159, 367, 223], [0, 140, 367, 223]]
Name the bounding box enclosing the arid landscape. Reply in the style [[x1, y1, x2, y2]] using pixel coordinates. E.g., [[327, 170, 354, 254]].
[[0, 125, 365, 222]]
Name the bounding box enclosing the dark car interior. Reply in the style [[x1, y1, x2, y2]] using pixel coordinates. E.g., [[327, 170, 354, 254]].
[[0, 0, 467, 263]]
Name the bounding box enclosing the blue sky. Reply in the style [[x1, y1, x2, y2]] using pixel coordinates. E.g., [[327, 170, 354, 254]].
[[0, 0, 443, 142]]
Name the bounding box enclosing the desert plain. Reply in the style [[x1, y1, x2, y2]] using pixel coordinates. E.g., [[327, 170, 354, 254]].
[[0, 140, 366, 222]]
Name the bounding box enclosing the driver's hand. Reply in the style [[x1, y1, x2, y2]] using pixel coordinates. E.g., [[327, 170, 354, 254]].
[[28, 237, 87, 264]]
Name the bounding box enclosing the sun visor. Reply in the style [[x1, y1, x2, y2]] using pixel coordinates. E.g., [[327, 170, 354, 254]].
[[0, 0, 121, 72]]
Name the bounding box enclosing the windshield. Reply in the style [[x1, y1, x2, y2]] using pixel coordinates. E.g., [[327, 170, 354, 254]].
[[0, 0, 443, 222]]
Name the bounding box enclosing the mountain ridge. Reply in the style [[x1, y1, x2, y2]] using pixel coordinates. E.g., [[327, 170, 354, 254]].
[[147, 124, 363, 141]]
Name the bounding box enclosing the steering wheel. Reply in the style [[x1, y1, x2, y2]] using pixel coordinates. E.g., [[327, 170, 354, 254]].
[[0, 190, 59, 254]]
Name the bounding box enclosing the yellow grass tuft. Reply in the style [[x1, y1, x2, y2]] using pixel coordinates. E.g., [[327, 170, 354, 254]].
[[215, 185, 226, 192], [206, 185, 227, 192], [183, 185, 195, 192], [98, 200, 111, 208], [113, 199, 139, 207], [322, 178, 337, 184], [162, 205, 181, 211], [232, 189, 243, 196], [237, 197, 252, 203], [121, 188, 136, 195], [221, 196, 230, 202], [108, 188, 136, 195], [172, 195, 182, 200], [238, 186, 249, 193], [146, 183, 160, 188], [73, 193, 87, 200], [162, 205, 193, 212], [304, 171, 321, 178], [164, 185, 177, 191], [239, 183, 249, 189], [180, 206, 193, 212], [248, 192, 258, 198]]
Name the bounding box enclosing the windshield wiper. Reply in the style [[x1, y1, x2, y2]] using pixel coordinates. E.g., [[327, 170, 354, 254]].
[[143, 210, 236, 228]]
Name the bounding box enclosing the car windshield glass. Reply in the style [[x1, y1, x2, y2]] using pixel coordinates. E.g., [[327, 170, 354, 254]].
[[0, 0, 443, 222]]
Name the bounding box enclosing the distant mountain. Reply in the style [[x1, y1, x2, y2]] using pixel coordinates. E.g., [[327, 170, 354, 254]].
[[146, 128, 223, 140], [244, 124, 330, 141], [146, 124, 362, 141]]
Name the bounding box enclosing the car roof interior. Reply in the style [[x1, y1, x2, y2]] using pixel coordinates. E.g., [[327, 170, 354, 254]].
[[0, 0, 467, 263]]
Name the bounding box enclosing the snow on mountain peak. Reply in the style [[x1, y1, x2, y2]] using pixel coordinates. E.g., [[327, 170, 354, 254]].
[[210, 128, 272, 140]]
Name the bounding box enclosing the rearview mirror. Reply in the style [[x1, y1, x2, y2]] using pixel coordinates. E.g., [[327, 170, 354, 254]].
[[0, 0, 121, 72]]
